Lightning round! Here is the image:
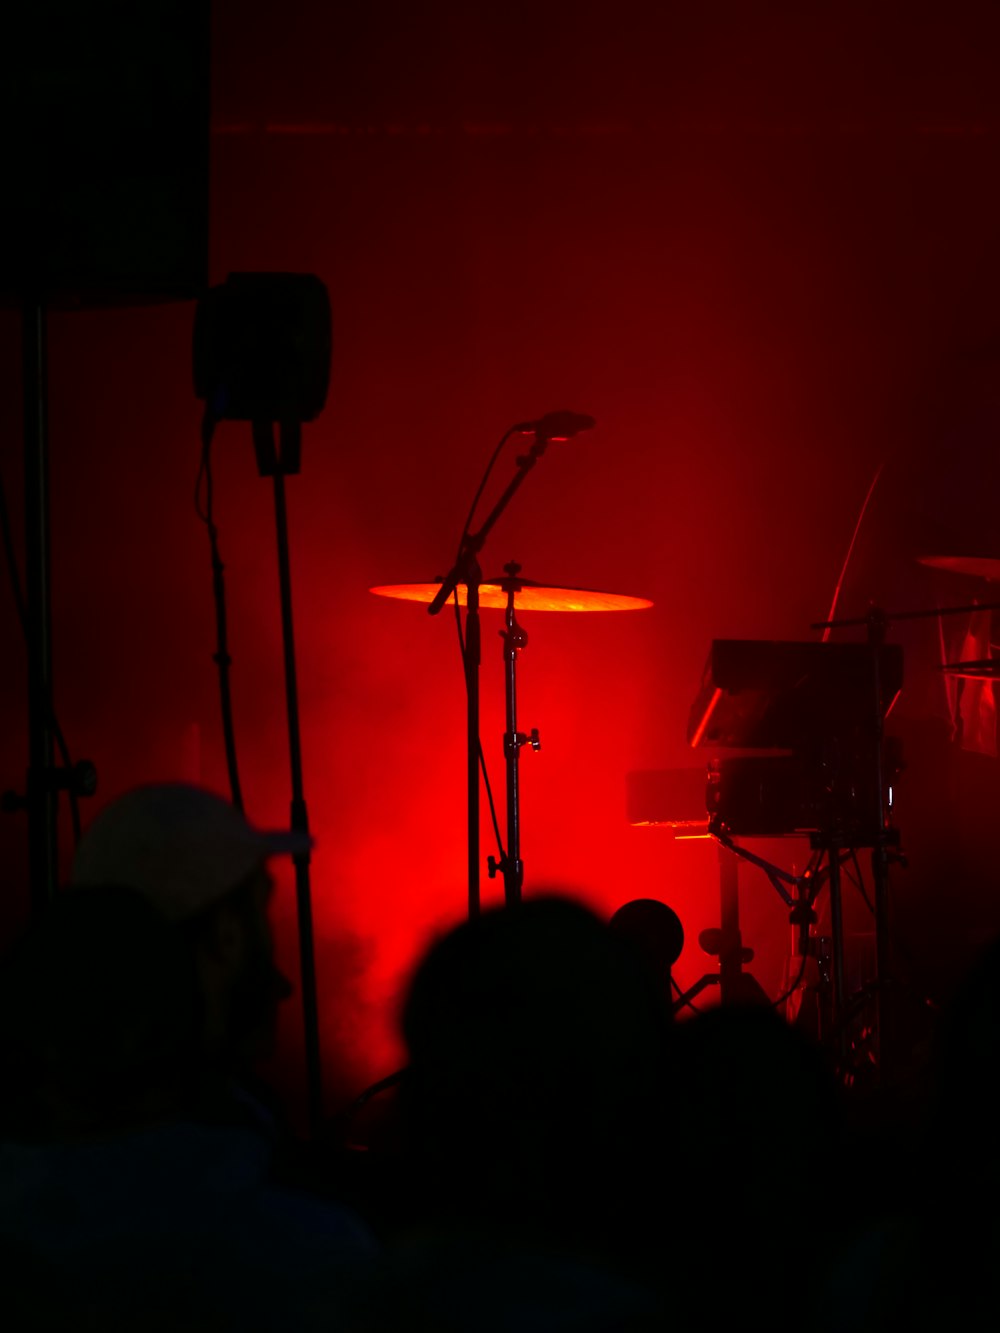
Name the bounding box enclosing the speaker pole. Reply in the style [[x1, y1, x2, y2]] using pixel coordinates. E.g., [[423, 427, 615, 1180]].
[[22, 298, 59, 915]]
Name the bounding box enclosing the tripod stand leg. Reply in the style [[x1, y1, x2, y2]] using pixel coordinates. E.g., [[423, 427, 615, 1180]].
[[718, 842, 740, 1001]]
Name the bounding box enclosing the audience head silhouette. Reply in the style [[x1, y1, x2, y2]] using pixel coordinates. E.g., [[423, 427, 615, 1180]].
[[71, 783, 305, 1071], [401, 895, 670, 1250]]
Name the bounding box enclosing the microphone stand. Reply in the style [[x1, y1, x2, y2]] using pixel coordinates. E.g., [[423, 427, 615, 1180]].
[[428, 428, 556, 918]]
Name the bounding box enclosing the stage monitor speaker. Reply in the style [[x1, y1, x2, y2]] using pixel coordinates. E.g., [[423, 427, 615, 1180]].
[[1, 1, 209, 308]]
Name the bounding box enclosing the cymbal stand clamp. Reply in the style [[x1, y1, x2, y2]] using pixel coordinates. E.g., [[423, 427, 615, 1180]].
[[500, 561, 534, 907]]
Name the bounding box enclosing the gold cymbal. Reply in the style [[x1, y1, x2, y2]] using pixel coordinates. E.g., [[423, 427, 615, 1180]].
[[370, 578, 653, 613]]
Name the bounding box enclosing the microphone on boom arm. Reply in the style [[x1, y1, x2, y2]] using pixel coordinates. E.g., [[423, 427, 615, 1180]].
[[514, 410, 596, 440]]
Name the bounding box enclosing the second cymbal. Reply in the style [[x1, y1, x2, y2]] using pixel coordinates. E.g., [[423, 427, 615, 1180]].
[[919, 554, 1000, 582]]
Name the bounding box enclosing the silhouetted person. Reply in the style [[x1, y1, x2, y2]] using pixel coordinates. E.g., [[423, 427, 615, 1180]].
[[829, 932, 1000, 1330], [0, 786, 379, 1330], [664, 1003, 846, 1332], [348, 894, 677, 1333], [0, 884, 200, 1142], [70, 782, 304, 1126], [402, 897, 671, 1244]]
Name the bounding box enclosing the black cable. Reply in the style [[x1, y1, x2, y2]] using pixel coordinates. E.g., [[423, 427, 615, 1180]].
[[846, 848, 939, 1019], [195, 411, 245, 814], [443, 424, 525, 871], [670, 974, 702, 1015], [771, 949, 811, 1011], [0, 458, 81, 844], [453, 590, 506, 862], [762, 847, 829, 1013], [847, 848, 876, 916], [456, 426, 520, 560]]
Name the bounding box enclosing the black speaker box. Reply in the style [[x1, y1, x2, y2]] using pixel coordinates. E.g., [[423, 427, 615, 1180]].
[[1, 1, 209, 307]]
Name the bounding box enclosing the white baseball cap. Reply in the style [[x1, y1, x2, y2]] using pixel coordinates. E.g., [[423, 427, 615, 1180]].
[[71, 783, 311, 921]]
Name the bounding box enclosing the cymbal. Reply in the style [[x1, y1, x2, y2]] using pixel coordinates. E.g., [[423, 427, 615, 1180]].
[[919, 555, 1000, 581], [940, 659, 1000, 680], [370, 579, 654, 613]]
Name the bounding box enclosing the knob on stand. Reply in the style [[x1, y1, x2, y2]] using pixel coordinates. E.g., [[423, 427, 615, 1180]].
[[488, 562, 541, 906]]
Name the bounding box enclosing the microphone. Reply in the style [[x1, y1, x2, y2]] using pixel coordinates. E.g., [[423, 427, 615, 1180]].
[[514, 410, 596, 439]]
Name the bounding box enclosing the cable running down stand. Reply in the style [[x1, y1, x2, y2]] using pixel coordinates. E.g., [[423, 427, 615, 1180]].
[[487, 562, 540, 907]]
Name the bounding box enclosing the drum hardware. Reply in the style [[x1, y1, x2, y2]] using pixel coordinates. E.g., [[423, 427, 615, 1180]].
[[627, 766, 848, 1020], [915, 553, 1000, 752], [939, 659, 1000, 679], [370, 580, 652, 613], [609, 898, 685, 1011], [678, 622, 905, 1070], [372, 568, 652, 912], [424, 418, 556, 919], [375, 410, 652, 918], [489, 562, 535, 904]]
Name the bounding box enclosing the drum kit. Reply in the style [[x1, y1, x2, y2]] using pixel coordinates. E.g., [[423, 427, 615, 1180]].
[[369, 413, 1000, 1077]]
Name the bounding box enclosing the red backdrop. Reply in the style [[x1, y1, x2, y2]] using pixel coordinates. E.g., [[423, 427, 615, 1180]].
[[4, 2, 1000, 1112]]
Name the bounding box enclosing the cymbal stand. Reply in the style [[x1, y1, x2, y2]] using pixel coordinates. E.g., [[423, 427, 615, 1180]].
[[688, 831, 845, 1030], [462, 552, 483, 921], [427, 428, 558, 918], [701, 840, 767, 1005], [805, 834, 849, 1064], [671, 835, 788, 1014], [811, 606, 913, 1075], [867, 609, 896, 1074], [487, 562, 540, 906], [695, 832, 794, 1009], [712, 793, 883, 1066]]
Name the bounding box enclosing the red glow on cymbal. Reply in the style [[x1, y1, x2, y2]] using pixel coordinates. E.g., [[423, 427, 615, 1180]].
[[919, 554, 1000, 581], [370, 581, 653, 612]]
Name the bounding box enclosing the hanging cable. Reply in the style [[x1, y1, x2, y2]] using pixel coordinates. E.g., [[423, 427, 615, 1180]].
[[445, 425, 523, 867], [194, 410, 245, 813], [454, 590, 506, 862], [456, 426, 520, 560], [771, 951, 811, 1011]]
